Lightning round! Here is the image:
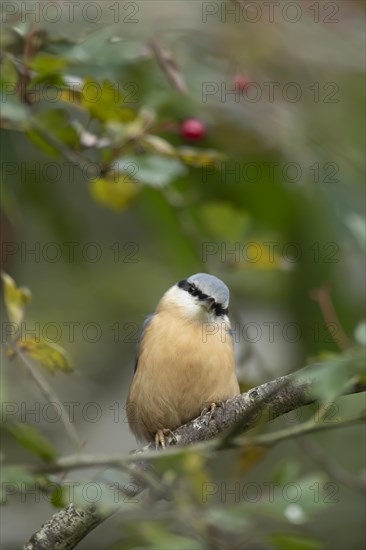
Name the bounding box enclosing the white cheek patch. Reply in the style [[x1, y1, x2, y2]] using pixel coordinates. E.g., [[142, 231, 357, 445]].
[[165, 286, 208, 321]]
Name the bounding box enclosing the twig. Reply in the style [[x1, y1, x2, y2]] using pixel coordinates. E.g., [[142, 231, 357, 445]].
[[149, 40, 187, 94], [31, 121, 98, 174], [17, 26, 35, 103], [296, 437, 366, 494], [14, 346, 82, 450], [310, 284, 353, 350], [245, 413, 365, 448], [22, 413, 365, 476]]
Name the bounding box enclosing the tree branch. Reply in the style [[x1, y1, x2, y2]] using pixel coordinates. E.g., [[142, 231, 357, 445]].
[[23, 504, 100, 550], [23, 366, 365, 550]]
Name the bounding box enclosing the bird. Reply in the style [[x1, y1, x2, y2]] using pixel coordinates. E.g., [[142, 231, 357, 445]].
[[126, 273, 240, 447]]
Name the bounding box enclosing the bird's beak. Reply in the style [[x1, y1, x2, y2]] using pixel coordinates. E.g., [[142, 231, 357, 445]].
[[201, 296, 215, 311]]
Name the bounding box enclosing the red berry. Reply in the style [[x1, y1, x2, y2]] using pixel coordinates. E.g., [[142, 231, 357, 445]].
[[234, 74, 251, 93], [181, 118, 206, 141]]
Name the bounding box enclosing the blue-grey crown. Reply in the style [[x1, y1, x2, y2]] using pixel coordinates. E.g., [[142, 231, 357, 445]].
[[177, 273, 230, 316]]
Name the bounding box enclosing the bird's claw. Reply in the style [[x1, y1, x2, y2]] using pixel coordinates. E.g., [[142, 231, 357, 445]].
[[155, 428, 177, 449], [200, 400, 224, 426]]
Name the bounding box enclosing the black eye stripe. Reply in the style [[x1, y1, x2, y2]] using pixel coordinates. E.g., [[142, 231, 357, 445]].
[[178, 280, 192, 291], [177, 280, 196, 294], [178, 280, 204, 299], [214, 304, 229, 316], [177, 279, 228, 317]]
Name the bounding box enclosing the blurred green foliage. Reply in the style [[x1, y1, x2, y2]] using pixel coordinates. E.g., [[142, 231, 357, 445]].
[[1, 1, 365, 549]]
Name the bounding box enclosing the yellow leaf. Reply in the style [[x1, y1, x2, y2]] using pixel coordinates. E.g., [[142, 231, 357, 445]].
[[18, 338, 73, 374], [235, 240, 291, 271], [28, 53, 69, 75], [142, 135, 175, 156], [1, 272, 31, 326], [6, 347, 16, 359], [91, 173, 139, 211], [177, 147, 227, 167], [235, 444, 268, 477], [183, 453, 211, 501], [58, 87, 83, 107], [80, 79, 136, 122]]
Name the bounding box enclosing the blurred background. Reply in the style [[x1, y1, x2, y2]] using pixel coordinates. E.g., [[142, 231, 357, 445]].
[[1, 1, 365, 549]]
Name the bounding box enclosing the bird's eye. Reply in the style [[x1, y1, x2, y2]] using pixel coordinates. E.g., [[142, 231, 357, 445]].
[[188, 285, 195, 295]]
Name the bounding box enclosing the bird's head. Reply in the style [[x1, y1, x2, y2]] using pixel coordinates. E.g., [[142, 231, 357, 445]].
[[157, 273, 230, 323]]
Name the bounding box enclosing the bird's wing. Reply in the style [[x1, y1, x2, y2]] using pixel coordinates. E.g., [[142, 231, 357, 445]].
[[134, 314, 154, 372]]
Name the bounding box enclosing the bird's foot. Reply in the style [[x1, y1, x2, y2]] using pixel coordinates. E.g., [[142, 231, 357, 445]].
[[200, 400, 224, 426], [155, 428, 177, 449]]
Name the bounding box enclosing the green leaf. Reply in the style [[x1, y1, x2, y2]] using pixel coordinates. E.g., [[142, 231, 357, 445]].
[[35, 109, 80, 148], [49, 483, 67, 508], [0, 57, 28, 126], [1, 466, 36, 504], [81, 78, 135, 122], [0, 56, 18, 88], [65, 33, 146, 65], [18, 338, 73, 373], [270, 533, 324, 550], [115, 155, 186, 188], [0, 26, 23, 51], [4, 423, 57, 462], [28, 73, 66, 89], [91, 173, 139, 211], [27, 128, 60, 157], [354, 320, 366, 347], [296, 357, 363, 403], [1, 272, 31, 325], [345, 213, 366, 251], [0, 101, 30, 125], [29, 53, 69, 75]]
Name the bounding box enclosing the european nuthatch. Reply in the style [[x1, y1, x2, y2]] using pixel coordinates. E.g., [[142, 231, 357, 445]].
[[127, 273, 240, 446]]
